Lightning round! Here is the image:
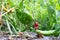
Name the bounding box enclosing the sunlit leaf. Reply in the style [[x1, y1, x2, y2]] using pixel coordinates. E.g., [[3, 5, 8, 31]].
[[56, 4, 60, 10]]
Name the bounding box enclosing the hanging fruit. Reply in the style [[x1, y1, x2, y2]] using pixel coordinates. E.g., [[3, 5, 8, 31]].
[[34, 22, 39, 30]]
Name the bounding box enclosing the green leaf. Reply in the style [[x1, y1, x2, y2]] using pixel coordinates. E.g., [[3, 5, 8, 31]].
[[16, 9, 33, 24], [6, 0, 15, 7], [56, 4, 60, 10], [47, 4, 57, 30], [18, 0, 24, 10], [58, 0, 60, 5]]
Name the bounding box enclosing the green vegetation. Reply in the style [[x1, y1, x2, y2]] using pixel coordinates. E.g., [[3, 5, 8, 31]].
[[0, 0, 60, 36]]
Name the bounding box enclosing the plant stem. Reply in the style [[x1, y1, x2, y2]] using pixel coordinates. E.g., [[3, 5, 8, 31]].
[[9, 22, 18, 34], [6, 19, 13, 35]]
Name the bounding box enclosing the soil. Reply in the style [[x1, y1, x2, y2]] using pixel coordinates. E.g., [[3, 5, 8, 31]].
[[0, 32, 60, 40]]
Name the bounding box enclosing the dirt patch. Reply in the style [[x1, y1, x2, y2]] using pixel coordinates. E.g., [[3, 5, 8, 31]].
[[0, 32, 60, 40]]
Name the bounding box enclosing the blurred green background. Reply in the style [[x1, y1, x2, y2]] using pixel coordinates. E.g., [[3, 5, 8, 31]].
[[0, 0, 60, 36]]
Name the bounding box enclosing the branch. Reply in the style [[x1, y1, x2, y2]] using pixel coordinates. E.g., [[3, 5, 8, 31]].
[[0, 2, 4, 25], [2, 7, 14, 16]]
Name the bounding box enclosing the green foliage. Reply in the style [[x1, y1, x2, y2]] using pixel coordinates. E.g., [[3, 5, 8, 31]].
[[58, 0, 60, 5], [6, 0, 15, 7], [46, 4, 57, 30], [16, 9, 33, 24], [0, 0, 60, 36]]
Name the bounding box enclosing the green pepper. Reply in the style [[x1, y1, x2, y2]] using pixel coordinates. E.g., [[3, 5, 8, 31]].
[[36, 30, 56, 35]]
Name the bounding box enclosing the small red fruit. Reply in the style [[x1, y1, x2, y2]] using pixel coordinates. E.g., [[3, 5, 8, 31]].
[[34, 22, 39, 30]]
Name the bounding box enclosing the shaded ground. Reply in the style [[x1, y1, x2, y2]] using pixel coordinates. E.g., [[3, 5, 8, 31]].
[[0, 32, 60, 40], [0, 36, 60, 40]]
